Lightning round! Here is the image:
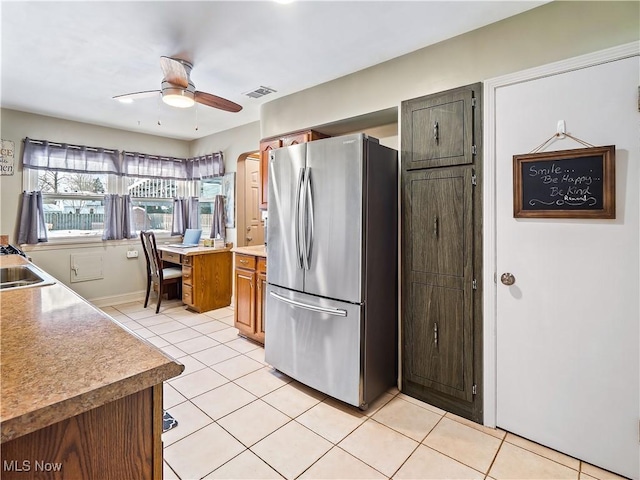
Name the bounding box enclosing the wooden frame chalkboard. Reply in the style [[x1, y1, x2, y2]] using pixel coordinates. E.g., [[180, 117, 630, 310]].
[[513, 145, 615, 219]]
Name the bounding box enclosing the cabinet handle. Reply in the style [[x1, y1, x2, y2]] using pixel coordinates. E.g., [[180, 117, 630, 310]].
[[239, 259, 248, 264], [433, 216, 439, 238], [434, 323, 438, 346], [433, 121, 439, 143]]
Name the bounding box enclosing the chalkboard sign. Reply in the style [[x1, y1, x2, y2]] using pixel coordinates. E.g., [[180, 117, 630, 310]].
[[513, 145, 615, 219]]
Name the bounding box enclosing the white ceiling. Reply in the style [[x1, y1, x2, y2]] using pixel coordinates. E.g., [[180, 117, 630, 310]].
[[1, 1, 544, 141]]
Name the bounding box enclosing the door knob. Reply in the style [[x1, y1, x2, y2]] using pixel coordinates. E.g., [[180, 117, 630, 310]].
[[500, 273, 515, 286], [246, 236, 252, 242]]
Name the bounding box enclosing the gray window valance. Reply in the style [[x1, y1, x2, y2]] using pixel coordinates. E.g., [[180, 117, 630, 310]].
[[122, 152, 189, 180], [22, 138, 225, 180], [23, 138, 121, 175], [187, 153, 225, 180]]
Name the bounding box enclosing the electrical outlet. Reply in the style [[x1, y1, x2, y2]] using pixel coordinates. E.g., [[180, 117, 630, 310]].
[[126, 250, 139, 259]]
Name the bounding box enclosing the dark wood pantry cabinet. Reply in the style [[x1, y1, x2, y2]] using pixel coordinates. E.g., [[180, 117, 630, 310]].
[[400, 83, 483, 423]]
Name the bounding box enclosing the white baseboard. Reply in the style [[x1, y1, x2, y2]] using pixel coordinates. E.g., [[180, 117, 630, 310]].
[[89, 290, 146, 308]]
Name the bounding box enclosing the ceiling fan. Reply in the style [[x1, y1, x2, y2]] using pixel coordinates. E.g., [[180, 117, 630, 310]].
[[113, 56, 242, 112]]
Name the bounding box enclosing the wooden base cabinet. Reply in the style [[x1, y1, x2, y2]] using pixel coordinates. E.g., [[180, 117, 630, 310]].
[[259, 129, 329, 209], [1, 385, 164, 480], [234, 254, 266, 344]]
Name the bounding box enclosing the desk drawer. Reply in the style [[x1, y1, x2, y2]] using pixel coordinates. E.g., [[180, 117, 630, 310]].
[[257, 257, 267, 273], [182, 284, 193, 306], [182, 265, 193, 286], [236, 254, 256, 270], [162, 251, 182, 264]]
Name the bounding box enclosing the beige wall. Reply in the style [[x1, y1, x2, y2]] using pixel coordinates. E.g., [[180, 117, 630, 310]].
[[261, 1, 639, 138]]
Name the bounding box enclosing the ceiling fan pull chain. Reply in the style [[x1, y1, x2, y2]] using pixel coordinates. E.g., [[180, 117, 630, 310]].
[[195, 104, 199, 131], [157, 95, 162, 126]]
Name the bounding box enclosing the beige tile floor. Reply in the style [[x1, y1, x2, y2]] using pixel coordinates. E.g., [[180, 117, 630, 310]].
[[102, 301, 629, 480]]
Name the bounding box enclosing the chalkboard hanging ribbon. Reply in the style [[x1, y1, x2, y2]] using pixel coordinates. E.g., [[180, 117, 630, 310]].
[[530, 132, 596, 154]]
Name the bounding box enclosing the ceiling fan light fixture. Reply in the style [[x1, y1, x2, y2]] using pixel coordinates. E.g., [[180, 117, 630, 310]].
[[162, 87, 195, 108]]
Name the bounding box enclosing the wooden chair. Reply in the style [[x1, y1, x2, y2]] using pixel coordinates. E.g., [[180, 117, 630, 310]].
[[140, 231, 183, 314]]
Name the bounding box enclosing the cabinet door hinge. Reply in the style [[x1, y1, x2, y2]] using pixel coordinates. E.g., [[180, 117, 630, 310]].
[[472, 279, 477, 290], [471, 145, 477, 155], [472, 384, 477, 395], [471, 173, 477, 186], [471, 98, 477, 108]]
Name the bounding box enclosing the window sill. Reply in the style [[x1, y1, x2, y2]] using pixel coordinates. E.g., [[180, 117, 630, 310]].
[[21, 234, 178, 252]]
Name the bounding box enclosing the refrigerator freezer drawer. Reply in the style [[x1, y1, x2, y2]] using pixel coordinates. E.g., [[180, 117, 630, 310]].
[[265, 284, 363, 407]]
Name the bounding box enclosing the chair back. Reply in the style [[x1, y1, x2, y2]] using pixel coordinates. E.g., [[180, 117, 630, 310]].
[[140, 231, 162, 281]]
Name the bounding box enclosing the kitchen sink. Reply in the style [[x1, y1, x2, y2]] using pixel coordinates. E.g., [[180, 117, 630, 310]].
[[0, 264, 56, 290]]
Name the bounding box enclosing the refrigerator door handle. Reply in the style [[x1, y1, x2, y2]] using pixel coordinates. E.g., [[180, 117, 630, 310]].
[[270, 291, 348, 317], [295, 167, 305, 269], [303, 167, 314, 270]]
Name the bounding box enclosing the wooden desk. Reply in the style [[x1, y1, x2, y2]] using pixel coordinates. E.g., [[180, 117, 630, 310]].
[[158, 245, 233, 313]]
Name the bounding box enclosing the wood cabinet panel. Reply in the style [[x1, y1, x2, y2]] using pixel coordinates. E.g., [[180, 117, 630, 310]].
[[1, 386, 162, 480], [189, 252, 232, 313], [256, 271, 267, 340], [235, 254, 256, 271], [401, 82, 483, 423], [182, 283, 193, 306], [234, 252, 267, 344], [259, 130, 329, 210], [182, 265, 193, 285], [403, 167, 474, 404], [161, 248, 232, 313], [235, 269, 255, 331], [402, 87, 476, 170], [259, 139, 282, 209], [161, 251, 181, 264]]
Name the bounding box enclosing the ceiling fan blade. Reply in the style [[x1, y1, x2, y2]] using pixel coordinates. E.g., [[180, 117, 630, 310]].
[[160, 56, 190, 88], [195, 91, 242, 112], [113, 90, 160, 101]]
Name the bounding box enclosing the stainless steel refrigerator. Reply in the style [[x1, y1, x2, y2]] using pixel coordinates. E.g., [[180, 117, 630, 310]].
[[265, 133, 398, 409]]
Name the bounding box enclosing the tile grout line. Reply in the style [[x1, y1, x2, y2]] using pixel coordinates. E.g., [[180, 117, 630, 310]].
[[106, 305, 600, 480]]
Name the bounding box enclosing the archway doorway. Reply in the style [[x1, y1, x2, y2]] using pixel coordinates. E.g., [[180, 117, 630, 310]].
[[236, 151, 264, 247]]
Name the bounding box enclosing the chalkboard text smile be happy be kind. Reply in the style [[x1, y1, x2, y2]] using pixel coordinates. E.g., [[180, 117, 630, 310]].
[[527, 162, 598, 205]]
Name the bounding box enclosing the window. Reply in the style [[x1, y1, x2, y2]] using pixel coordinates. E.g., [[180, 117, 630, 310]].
[[26, 169, 187, 240], [36, 170, 112, 238], [128, 177, 179, 234], [199, 177, 223, 234]]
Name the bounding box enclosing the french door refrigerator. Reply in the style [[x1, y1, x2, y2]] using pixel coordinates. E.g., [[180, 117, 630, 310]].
[[265, 133, 398, 409]]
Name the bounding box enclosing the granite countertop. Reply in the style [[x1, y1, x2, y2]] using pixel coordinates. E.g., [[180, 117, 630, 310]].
[[232, 245, 266, 258], [0, 255, 184, 443]]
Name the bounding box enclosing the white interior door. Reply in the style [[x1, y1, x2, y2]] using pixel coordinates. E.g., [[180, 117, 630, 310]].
[[495, 55, 639, 479]]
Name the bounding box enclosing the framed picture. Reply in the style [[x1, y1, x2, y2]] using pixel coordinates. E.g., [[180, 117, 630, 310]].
[[513, 145, 615, 219]]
